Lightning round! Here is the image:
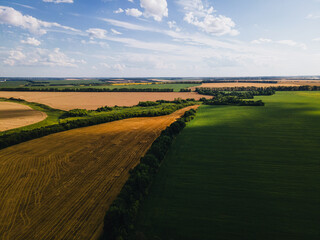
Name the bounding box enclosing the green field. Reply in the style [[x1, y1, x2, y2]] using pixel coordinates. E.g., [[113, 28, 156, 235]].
[[135, 91, 320, 240]]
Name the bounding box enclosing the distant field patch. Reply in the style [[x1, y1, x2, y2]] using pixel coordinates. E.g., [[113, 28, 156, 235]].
[[100, 83, 200, 92], [136, 92, 320, 240], [0, 92, 209, 110], [0, 102, 47, 131], [0, 106, 197, 240], [191, 82, 298, 90]]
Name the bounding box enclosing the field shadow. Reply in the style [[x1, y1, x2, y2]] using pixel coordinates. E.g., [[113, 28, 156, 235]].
[[0, 109, 38, 119]]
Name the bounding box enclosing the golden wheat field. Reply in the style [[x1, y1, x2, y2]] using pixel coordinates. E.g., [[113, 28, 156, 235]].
[[0, 106, 198, 240]]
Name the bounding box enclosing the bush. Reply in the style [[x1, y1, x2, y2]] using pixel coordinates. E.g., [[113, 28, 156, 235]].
[[60, 109, 89, 118], [137, 101, 160, 107], [96, 106, 113, 112]]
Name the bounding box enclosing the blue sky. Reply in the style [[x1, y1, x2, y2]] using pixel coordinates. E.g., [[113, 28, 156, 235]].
[[0, 0, 319, 77]]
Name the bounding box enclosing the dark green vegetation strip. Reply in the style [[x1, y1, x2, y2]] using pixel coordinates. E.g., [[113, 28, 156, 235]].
[[196, 88, 273, 106], [0, 87, 175, 92], [103, 108, 197, 240], [135, 92, 320, 240], [0, 98, 197, 150]]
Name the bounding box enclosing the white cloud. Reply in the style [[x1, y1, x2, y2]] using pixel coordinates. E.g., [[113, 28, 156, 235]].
[[101, 18, 154, 31], [3, 48, 80, 67], [251, 38, 272, 44], [178, 0, 239, 36], [113, 8, 124, 14], [100, 18, 244, 51], [3, 50, 26, 66], [140, 0, 168, 21], [125, 8, 143, 18], [86, 28, 107, 39], [43, 0, 74, 3], [277, 40, 307, 50], [81, 39, 109, 48], [111, 28, 122, 35], [252, 38, 307, 50], [306, 13, 320, 19], [312, 37, 320, 41], [100, 63, 126, 71], [21, 37, 41, 46], [0, 6, 79, 35], [113, 63, 125, 71], [11, 3, 36, 10], [128, 0, 134, 2], [167, 21, 180, 32]]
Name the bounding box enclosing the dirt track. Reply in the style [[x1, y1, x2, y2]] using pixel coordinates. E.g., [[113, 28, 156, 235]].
[[0, 102, 47, 131], [0, 92, 208, 110], [0, 106, 198, 240]]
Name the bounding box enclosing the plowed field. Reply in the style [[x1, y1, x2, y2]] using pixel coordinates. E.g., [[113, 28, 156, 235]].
[[0, 106, 197, 240]]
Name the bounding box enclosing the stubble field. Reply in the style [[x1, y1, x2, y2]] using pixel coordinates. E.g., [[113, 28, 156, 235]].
[[0, 106, 197, 240], [0, 102, 47, 131], [0, 91, 206, 110]]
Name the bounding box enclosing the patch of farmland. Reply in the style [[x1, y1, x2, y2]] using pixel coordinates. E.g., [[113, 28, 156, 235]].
[[0, 102, 47, 131], [190, 82, 298, 90], [0, 105, 198, 240], [0, 92, 208, 110]]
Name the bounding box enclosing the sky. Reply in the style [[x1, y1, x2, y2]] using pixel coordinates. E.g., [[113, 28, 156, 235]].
[[0, 0, 319, 77]]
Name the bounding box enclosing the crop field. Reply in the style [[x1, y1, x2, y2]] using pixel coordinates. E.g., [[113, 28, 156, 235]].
[[0, 106, 197, 240], [0, 91, 208, 110], [136, 92, 320, 240], [0, 102, 47, 131]]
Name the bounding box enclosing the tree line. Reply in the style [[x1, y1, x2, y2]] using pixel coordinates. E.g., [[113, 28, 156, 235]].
[[199, 85, 320, 92], [103, 108, 197, 240], [196, 88, 275, 98], [200, 96, 265, 106], [202, 80, 278, 84], [0, 87, 175, 92]]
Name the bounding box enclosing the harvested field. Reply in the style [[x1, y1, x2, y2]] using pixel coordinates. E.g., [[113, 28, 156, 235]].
[[280, 80, 320, 86], [0, 106, 197, 240], [190, 82, 298, 90], [0, 102, 47, 131], [0, 92, 208, 110]]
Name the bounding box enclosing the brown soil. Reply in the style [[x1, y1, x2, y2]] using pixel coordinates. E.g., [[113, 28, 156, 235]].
[[0, 102, 47, 131], [0, 92, 208, 110], [0, 106, 198, 240]]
